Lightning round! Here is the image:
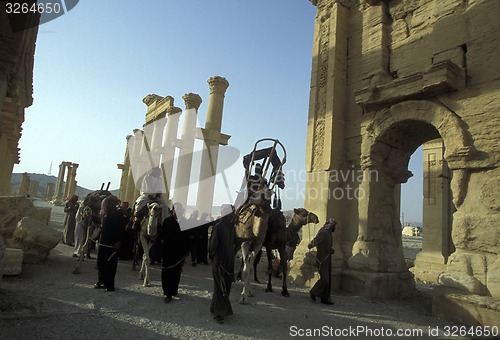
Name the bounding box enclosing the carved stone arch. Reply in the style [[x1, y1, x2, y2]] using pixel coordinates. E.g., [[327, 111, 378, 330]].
[[365, 100, 476, 170]]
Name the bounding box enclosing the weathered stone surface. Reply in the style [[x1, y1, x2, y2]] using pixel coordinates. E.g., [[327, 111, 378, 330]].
[[438, 272, 488, 296], [0, 235, 5, 282], [9, 217, 61, 264], [2, 247, 23, 276], [300, 0, 500, 328], [0, 196, 38, 241], [32, 207, 51, 225], [433, 286, 500, 328]]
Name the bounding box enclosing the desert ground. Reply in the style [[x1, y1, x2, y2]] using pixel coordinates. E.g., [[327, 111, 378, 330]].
[[0, 200, 467, 339]]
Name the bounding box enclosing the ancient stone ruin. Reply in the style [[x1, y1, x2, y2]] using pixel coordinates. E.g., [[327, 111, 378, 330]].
[[289, 0, 499, 327]]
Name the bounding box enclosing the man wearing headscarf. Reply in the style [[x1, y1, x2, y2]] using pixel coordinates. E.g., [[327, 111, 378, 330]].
[[308, 218, 337, 305], [95, 195, 126, 292], [132, 167, 172, 229], [159, 205, 188, 302], [209, 204, 236, 324], [62, 195, 79, 246]]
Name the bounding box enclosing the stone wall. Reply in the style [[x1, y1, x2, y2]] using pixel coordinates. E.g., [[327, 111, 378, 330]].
[[291, 0, 499, 327]]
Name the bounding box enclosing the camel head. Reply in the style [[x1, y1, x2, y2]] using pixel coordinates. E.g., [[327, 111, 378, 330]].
[[293, 208, 319, 225]]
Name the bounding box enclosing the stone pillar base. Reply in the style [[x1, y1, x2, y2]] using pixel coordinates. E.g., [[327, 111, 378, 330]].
[[433, 286, 500, 327], [412, 252, 446, 283], [341, 269, 416, 299]]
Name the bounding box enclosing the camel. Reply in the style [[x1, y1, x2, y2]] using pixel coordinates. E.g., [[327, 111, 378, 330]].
[[234, 138, 286, 304], [234, 187, 274, 304], [136, 202, 162, 287], [239, 207, 319, 297], [72, 188, 111, 274]]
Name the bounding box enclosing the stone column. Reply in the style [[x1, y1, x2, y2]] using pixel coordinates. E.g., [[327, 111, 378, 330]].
[[67, 163, 79, 197], [160, 106, 182, 196], [18, 172, 30, 196], [195, 76, 230, 215], [53, 161, 69, 204], [63, 162, 73, 200], [29, 180, 39, 197], [45, 182, 55, 201], [173, 93, 202, 208], [126, 129, 143, 205], [117, 135, 132, 202], [289, 0, 349, 289], [413, 139, 453, 282]]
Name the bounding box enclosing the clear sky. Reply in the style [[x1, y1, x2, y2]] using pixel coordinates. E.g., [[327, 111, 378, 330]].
[[13, 0, 423, 222]]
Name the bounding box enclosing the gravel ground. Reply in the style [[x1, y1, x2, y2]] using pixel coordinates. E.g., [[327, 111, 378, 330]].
[[0, 201, 465, 340]]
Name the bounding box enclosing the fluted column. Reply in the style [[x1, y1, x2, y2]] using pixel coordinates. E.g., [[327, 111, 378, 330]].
[[29, 180, 39, 197], [173, 93, 202, 208], [117, 135, 132, 202], [195, 76, 230, 215], [161, 106, 182, 196], [18, 172, 30, 196], [67, 163, 79, 197], [63, 162, 73, 200], [53, 161, 70, 204], [126, 129, 143, 204], [45, 182, 55, 201]]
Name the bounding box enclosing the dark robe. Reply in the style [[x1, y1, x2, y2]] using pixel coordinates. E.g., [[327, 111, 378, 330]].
[[160, 216, 188, 298], [97, 208, 126, 290], [196, 224, 209, 264], [209, 217, 235, 318], [310, 224, 333, 303], [63, 201, 79, 245]]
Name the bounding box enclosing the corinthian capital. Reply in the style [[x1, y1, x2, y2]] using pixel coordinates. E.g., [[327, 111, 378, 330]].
[[207, 76, 229, 95], [182, 93, 203, 110]]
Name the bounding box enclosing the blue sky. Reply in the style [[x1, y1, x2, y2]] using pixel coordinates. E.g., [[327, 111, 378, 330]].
[[13, 0, 423, 222]]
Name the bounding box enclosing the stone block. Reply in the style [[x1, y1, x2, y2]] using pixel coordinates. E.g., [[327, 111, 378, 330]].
[[2, 248, 23, 276], [32, 207, 51, 225], [341, 269, 416, 299], [438, 272, 488, 296], [433, 286, 500, 327], [0, 235, 4, 281], [0, 196, 36, 240], [9, 217, 61, 264]]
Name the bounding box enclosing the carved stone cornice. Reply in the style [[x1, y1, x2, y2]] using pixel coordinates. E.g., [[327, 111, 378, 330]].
[[354, 60, 465, 111], [310, 0, 353, 8], [182, 93, 202, 110], [207, 76, 229, 95], [142, 94, 163, 107]]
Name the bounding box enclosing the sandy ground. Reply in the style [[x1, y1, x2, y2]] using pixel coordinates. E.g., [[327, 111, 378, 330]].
[[0, 200, 467, 340]]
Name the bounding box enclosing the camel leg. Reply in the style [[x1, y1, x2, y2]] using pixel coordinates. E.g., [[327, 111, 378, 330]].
[[278, 246, 289, 297], [85, 225, 95, 259], [139, 234, 150, 286], [238, 242, 251, 304], [265, 246, 274, 293], [253, 249, 262, 283]]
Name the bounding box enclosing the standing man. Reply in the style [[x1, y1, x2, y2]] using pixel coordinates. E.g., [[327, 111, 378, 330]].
[[308, 218, 337, 305], [209, 204, 236, 324], [95, 195, 126, 292], [159, 207, 188, 303]]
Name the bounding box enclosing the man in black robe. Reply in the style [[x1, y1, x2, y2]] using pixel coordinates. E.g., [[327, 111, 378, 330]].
[[95, 195, 125, 292], [308, 218, 337, 305], [209, 204, 236, 324], [159, 210, 188, 303]]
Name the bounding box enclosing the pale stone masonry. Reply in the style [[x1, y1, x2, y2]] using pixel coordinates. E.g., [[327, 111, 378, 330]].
[[289, 0, 500, 327], [117, 76, 230, 215], [0, 3, 40, 196]]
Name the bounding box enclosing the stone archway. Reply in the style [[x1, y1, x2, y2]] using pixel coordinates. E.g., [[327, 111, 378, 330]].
[[343, 100, 475, 298]]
